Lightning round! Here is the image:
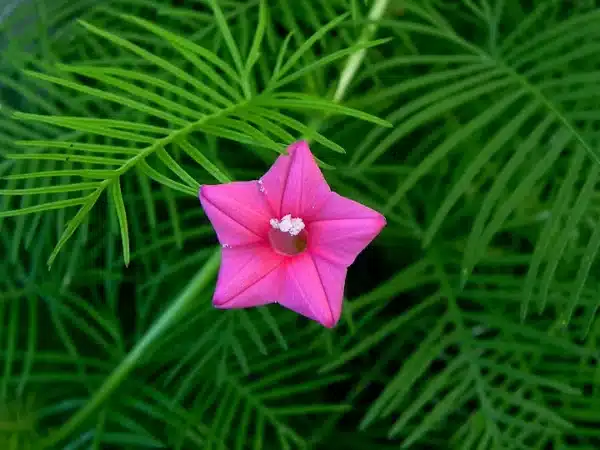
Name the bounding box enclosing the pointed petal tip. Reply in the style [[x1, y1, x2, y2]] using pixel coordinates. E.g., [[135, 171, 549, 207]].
[[198, 184, 212, 202], [212, 286, 232, 308], [291, 302, 341, 328], [199, 183, 220, 195], [319, 315, 339, 329], [375, 215, 387, 241], [287, 140, 311, 156], [212, 293, 229, 309], [198, 184, 213, 210], [362, 208, 387, 237], [378, 213, 387, 230], [212, 299, 226, 309]]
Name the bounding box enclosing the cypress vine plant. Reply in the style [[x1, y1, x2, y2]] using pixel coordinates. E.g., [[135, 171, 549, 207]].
[[1, 0, 600, 449]]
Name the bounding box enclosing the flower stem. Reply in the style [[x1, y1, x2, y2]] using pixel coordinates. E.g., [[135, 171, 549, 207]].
[[40, 249, 221, 448]]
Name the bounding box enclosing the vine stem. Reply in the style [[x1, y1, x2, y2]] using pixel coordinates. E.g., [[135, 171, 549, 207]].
[[307, 0, 390, 140], [333, 0, 390, 103], [41, 249, 221, 448]]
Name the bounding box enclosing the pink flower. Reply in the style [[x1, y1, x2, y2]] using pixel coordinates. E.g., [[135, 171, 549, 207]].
[[199, 141, 386, 328]]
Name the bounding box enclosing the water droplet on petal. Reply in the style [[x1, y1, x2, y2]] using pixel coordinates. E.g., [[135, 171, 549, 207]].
[[222, 244, 231, 249], [257, 179, 266, 193]]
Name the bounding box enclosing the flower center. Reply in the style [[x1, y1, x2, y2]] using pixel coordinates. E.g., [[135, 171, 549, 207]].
[[268, 215, 307, 256]]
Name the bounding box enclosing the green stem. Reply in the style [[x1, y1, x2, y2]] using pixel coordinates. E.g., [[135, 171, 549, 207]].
[[333, 0, 390, 103], [41, 249, 221, 448], [307, 0, 390, 139]]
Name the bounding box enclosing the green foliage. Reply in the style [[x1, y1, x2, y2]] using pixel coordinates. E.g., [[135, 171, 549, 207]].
[[1, 0, 600, 448]]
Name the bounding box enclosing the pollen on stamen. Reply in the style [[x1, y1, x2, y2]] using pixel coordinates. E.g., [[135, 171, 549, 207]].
[[270, 214, 305, 236]]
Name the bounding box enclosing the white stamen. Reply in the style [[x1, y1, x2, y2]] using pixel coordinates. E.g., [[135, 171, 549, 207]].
[[279, 214, 293, 232], [269, 214, 305, 236], [289, 218, 305, 236]]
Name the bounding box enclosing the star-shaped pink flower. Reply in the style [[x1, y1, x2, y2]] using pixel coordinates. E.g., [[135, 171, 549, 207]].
[[199, 141, 386, 328]]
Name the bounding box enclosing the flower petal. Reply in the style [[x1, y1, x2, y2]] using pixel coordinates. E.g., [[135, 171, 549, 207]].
[[213, 244, 285, 308], [279, 252, 346, 328], [260, 141, 331, 219], [308, 193, 386, 266], [199, 181, 272, 247]]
